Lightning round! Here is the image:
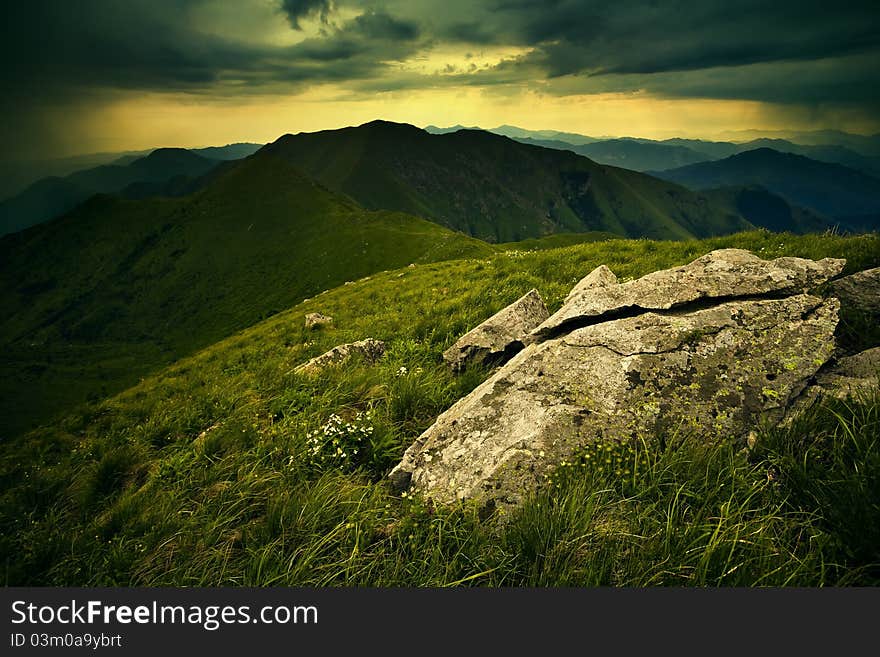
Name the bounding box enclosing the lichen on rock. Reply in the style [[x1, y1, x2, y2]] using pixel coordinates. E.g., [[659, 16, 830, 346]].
[[390, 248, 851, 515], [296, 338, 385, 375], [442, 288, 548, 372], [532, 248, 844, 340]]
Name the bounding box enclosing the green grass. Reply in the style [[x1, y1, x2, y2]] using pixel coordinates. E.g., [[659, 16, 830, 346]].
[[495, 231, 618, 251], [1, 229, 879, 585], [0, 154, 494, 438]]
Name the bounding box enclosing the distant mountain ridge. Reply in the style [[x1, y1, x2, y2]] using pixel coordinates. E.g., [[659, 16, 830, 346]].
[[0, 143, 263, 202], [427, 124, 880, 175], [715, 129, 880, 155], [651, 148, 880, 227], [0, 149, 223, 236], [0, 143, 266, 237], [267, 120, 750, 242], [508, 136, 712, 172]]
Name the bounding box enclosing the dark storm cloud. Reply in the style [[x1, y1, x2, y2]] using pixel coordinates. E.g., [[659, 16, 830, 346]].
[[441, 22, 497, 45], [1, 0, 879, 160], [352, 10, 420, 41], [2, 1, 260, 93], [3, 0, 878, 103], [443, 1, 879, 109], [410, 0, 880, 106], [494, 0, 880, 79], [0, 1, 422, 99], [281, 0, 335, 30], [0, 0, 423, 159]]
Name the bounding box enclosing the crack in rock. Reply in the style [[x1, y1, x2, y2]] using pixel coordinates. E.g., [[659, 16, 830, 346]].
[[389, 249, 851, 515], [532, 249, 844, 341]]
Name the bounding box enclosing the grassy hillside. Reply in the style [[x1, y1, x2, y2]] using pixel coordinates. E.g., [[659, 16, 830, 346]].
[[0, 153, 493, 438], [264, 121, 752, 242], [2, 230, 878, 586], [496, 231, 618, 251]]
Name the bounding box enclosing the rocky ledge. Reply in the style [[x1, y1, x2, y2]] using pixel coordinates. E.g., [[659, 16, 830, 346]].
[[389, 249, 877, 514]]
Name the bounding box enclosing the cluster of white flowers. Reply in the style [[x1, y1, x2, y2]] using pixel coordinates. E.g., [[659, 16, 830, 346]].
[[396, 366, 408, 377], [305, 411, 374, 469]]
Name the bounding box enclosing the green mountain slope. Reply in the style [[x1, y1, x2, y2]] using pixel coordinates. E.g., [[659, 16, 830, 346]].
[[264, 121, 752, 242], [0, 152, 493, 438], [700, 186, 829, 234], [1, 230, 878, 586], [735, 139, 880, 177]]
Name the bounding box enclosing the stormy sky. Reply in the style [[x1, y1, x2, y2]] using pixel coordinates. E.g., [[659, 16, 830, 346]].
[[2, 0, 878, 160]]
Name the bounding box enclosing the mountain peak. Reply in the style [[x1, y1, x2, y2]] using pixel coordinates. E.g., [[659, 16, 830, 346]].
[[357, 119, 423, 132], [252, 120, 751, 243], [734, 147, 798, 159], [141, 147, 210, 164]]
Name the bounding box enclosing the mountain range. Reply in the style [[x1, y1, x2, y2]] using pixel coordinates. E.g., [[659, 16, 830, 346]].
[[714, 129, 880, 155], [264, 120, 750, 242], [8, 123, 879, 240], [9, 120, 866, 436], [0, 143, 263, 201], [427, 124, 880, 176], [0, 144, 263, 237], [651, 148, 880, 229]]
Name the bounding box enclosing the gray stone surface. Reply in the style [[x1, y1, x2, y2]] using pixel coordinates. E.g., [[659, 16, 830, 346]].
[[563, 264, 617, 305], [442, 288, 548, 372], [296, 338, 385, 375], [816, 347, 880, 398], [390, 294, 839, 509], [829, 267, 880, 314], [533, 249, 845, 339], [305, 312, 333, 330]]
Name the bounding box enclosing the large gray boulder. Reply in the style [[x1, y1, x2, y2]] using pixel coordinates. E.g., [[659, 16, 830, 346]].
[[563, 264, 617, 305], [442, 288, 548, 372], [391, 294, 839, 509], [533, 249, 845, 339], [295, 338, 385, 375], [815, 347, 880, 399], [829, 267, 880, 315]]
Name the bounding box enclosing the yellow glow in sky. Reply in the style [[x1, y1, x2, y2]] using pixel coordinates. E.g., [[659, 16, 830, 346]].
[[71, 85, 874, 156]]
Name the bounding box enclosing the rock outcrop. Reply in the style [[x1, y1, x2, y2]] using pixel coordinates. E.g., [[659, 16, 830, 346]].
[[442, 289, 548, 372], [390, 249, 854, 513], [563, 264, 617, 305], [296, 338, 385, 375], [814, 347, 880, 399], [829, 267, 880, 315], [305, 313, 333, 330], [532, 249, 845, 340]]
